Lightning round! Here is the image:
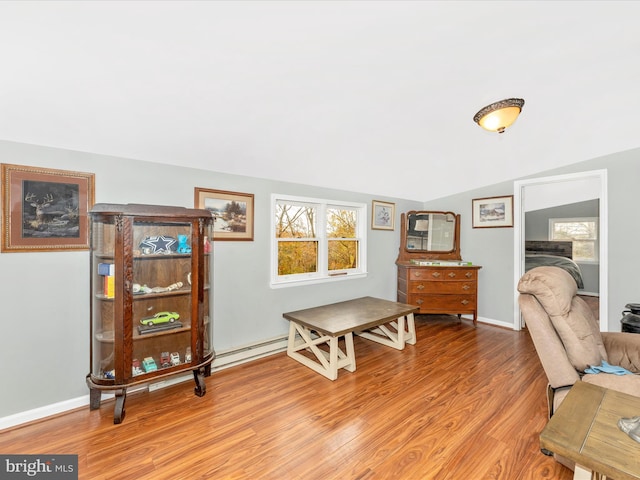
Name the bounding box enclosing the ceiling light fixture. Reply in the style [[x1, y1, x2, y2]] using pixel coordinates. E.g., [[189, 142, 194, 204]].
[[473, 98, 525, 133]]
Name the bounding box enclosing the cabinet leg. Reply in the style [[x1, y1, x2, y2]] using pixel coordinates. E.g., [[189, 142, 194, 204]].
[[113, 389, 126, 424], [193, 368, 207, 397], [89, 387, 102, 410]]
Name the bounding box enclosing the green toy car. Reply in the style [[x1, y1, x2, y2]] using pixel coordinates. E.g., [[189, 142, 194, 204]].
[[140, 311, 180, 327]]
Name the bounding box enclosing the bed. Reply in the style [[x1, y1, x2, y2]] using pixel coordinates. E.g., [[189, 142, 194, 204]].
[[525, 240, 584, 289]]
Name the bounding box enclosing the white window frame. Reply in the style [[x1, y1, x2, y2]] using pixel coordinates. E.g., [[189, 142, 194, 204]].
[[548, 216, 599, 264], [270, 194, 367, 288]]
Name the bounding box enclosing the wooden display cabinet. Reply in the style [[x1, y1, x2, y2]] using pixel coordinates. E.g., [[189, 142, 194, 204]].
[[86, 203, 215, 423]]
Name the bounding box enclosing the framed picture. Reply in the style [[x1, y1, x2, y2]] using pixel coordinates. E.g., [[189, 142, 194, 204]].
[[194, 187, 254, 241], [472, 195, 514, 228], [1, 163, 95, 252], [371, 200, 395, 231]]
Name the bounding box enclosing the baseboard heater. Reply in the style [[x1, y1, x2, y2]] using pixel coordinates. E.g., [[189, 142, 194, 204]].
[[148, 335, 289, 391], [211, 335, 288, 371]]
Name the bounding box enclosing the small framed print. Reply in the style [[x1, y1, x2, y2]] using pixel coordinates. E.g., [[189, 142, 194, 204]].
[[371, 200, 395, 231], [1, 163, 95, 252], [194, 187, 254, 241], [472, 195, 514, 228]]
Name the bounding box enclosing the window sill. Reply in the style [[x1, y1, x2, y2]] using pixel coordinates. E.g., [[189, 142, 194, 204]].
[[270, 272, 367, 289]]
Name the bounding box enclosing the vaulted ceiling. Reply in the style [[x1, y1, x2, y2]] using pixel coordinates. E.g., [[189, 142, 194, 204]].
[[1, 1, 638, 201]]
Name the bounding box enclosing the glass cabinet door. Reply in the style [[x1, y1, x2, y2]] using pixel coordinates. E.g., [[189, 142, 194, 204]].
[[129, 220, 195, 379], [90, 217, 116, 382]]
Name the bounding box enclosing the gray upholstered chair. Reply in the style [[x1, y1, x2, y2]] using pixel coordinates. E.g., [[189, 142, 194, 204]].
[[517, 266, 640, 418]]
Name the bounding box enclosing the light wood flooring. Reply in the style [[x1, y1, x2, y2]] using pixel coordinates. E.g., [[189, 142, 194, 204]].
[[0, 315, 574, 480]]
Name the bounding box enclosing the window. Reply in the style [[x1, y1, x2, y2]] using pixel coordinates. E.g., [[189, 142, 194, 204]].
[[271, 194, 367, 287], [549, 217, 598, 263]]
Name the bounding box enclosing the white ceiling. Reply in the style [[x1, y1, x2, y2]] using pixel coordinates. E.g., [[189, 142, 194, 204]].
[[1, 1, 639, 202]]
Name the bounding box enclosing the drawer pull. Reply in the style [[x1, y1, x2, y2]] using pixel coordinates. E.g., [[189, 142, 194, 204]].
[[448, 272, 456, 278], [431, 272, 441, 278], [416, 298, 424, 305], [462, 284, 470, 291], [461, 299, 470, 305], [414, 271, 422, 277], [417, 284, 425, 290], [465, 272, 473, 278]]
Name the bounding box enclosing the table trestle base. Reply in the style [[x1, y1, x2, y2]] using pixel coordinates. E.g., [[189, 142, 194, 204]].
[[287, 321, 356, 381], [287, 312, 415, 380], [356, 313, 416, 350]]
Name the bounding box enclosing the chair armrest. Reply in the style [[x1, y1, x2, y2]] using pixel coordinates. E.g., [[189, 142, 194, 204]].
[[602, 332, 640, 373]]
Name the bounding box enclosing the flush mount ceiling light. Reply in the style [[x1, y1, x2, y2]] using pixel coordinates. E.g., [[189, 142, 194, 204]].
[[473, 98, 525, 133]]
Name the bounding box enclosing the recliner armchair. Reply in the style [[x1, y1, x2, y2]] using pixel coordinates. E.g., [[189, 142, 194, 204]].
[[517, 266, 640, 417]]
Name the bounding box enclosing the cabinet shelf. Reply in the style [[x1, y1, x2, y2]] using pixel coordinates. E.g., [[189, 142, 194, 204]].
[[95, 286, 210, 302], [95, 324, 193, 343]]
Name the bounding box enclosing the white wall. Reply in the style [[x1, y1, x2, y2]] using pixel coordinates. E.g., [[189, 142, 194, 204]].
[[0, 140, 421, 421], [424, 147, 640, 331]]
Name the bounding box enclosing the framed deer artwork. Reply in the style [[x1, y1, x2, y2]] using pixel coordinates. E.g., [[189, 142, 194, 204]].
[[1, 164, 95, 252]]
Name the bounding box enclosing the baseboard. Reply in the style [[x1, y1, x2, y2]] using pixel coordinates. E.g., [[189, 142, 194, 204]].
[[476, 316, 514, 330], [0, 396, 89, 432], [0, 335, 289, 431]]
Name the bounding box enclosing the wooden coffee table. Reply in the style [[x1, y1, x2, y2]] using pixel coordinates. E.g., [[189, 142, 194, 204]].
[[283, 296, 419, 380], [540, 381, 640, 480]]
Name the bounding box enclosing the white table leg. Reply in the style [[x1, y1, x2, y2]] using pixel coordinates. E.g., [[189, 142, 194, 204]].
[[286, 321, 356, 380], [574, 464, 606, 480], [356, 313, 417, 350]]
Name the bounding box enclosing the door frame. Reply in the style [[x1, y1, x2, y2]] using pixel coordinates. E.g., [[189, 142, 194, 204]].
[[513, 169, 608, 331]]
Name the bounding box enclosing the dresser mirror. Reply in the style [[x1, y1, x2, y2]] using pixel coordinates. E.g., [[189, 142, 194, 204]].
[[397, 211, 461, 262]]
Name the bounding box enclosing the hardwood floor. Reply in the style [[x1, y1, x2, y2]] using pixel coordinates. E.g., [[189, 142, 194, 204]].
[[0, 316, 574, 480]]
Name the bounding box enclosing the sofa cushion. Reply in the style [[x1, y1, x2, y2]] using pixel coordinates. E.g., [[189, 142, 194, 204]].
[[518, 266, 607, 371]]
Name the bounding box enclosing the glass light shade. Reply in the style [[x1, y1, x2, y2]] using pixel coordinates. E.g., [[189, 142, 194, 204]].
[[473, 98, 524, 133]]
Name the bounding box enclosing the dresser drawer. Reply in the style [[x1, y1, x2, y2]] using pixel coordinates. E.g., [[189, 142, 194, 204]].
[[408, 281, 476, 294], [408, 294, 476, 311], [409, 268, 477, 281]]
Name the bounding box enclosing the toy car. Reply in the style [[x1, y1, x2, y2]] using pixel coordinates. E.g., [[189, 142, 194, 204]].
[[139, 311, 180, 327], [132, 358, 144, 376], [170, 352, 180, 366], [160, 351, 171, 368], [142, 357, 157, 372]]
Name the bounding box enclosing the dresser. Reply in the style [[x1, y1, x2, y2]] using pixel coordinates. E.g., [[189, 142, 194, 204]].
[[396, 263, 482, 325]]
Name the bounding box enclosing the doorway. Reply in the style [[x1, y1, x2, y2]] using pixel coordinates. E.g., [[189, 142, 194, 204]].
[[513, 169, 608, 331]]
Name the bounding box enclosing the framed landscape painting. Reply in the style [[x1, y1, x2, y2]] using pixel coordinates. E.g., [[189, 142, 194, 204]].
[[1, 163, 95, 252], [472, 195, 514, 228], [194, 187, 254, 241]]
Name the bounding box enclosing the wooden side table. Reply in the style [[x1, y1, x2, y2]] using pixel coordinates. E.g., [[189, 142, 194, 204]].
[[540, 381, 640, 480]]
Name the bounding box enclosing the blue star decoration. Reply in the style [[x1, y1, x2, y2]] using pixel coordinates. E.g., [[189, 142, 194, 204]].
[[139, 235, 177, 254]]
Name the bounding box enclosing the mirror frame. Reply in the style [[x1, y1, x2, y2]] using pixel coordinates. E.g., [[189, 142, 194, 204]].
[[396, 211, 461, 262]]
